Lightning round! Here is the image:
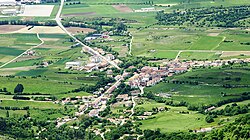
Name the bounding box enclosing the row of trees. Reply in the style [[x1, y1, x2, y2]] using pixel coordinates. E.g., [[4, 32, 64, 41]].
[[156, 5, 250, 27]]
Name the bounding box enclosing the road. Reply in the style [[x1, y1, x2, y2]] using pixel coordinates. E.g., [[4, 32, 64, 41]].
[[175, 51, 182, 61], [104, 78, 122, 94], [0, 33, 44, 69], [56, 0, 120, 69], [129, 96, 135, 118], [128, 32, 133, 56]]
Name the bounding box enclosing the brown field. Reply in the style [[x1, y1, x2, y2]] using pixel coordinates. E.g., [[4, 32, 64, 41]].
[[208, 33, 220, 36], [0, 25, 26, 33], [66, 27, 96, 34], [112, 5, 133, 13], [62, 12, 96, 17], [0, 66, 37, 76], [12, 26, 65, 34], [41, 38, 61, 41], [221, 51, 250, 57]]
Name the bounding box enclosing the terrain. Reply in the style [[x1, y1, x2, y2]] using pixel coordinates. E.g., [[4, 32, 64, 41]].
[[0, 0, 249, 140]]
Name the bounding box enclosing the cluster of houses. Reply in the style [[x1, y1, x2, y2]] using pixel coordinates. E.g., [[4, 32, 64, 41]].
[[65, 48, 121, 72], [128, 64, 187, 88], [129, 58, 250, 88], [84, 32, 110, 41]]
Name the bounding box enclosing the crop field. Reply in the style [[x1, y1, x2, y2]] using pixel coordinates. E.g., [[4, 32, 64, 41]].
[[145, 65, 250, 106], [0, 33, 41, 65], [130, 27, 250, 59]]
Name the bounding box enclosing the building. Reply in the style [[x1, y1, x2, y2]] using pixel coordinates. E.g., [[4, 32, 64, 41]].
[[19, 0, 41, 4], [90, 56, 102, 63], [0, 0, 16, 6], [65, 62, 81, 69], [105, 54, 115, 60], [1, 9, 17, 15]]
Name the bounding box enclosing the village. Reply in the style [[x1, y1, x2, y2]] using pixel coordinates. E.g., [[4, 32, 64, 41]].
[[57, 57, 250, 129]]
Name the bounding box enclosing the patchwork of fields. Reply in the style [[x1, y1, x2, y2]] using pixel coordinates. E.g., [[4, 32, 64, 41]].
[[0, 0, 249, 137]]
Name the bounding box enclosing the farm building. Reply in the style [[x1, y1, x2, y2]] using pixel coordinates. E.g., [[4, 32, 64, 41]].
[[65, 62, 81, 69], [19, 0, 41, 4], [0, 0, 17, 6], [1, 9, 17, 15]]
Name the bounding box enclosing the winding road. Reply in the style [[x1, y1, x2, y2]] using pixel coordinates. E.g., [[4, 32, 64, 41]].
[[56, 0, 120, 69], [0, 33, 44, 69]]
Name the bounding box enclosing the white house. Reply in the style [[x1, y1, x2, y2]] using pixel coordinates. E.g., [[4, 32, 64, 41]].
[[65, 62, 81, 69]]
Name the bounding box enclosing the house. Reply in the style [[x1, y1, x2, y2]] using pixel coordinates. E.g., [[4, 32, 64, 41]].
[[65, 62, 81, 69], [131, 90, 140, 96], [143, 112, 153, 116], [105, 54, 115, 60], [83, 63, 98, 72], [90, 56, 102, 63], [205, 106, 216, 112], [98, 61, 109, 68], [106, 70, 113, 75], [89, 109, 99, 117], [116, 94, 129, 101]]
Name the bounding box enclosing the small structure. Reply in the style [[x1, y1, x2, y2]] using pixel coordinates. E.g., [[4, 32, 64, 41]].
[[1, 9, 17, 15], [65, 62, 81, 69], [0, 0, 16, 6], [105, 54, 115, 60]]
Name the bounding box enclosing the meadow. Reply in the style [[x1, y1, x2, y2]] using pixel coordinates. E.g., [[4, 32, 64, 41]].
[[137, 99, 248, 133]]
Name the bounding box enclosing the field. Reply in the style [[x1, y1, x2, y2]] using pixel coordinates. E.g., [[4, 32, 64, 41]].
[[0, 32, 98, 99], [131, 27, 250, 59], [145, 65, 250, 106], [18, 5, 54, 17], [137, 99, 248, 133]]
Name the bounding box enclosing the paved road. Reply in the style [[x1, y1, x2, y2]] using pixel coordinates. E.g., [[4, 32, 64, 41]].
[[56, 0, 120, 69], [0, 33, 44, 69], [128, 33, 133, 56]]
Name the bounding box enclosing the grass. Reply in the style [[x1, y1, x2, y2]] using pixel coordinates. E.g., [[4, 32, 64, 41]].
[[3, 58, 42, 68], [0, 76, 82, 95], [179, 52, 221, 60], [62, 5, 119, 15], [138, 102, 216, 132], [137, 99, 249, 132], [0, 100, 62, 109]]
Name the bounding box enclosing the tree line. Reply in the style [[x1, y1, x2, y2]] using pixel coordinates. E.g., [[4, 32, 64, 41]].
[[156, 5, 250, 27]]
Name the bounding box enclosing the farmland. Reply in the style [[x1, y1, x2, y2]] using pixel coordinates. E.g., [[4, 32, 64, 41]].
[[145, 64, 250, 106], [137, 99, 248, 133], [0, 0, 249, 139]]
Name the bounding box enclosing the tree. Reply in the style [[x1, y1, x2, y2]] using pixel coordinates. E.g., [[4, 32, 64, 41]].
[[14, 84, 24, 94], [6, 111, 9, 118], [205, 115, 214, 123]]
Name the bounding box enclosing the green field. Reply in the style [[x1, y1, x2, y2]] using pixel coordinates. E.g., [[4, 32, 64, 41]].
[[136, 99, 244, 132]]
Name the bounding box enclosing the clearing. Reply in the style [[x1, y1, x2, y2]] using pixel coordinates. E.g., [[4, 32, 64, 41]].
[[18, 5, 54, 17], [112, 4, 133, 13]]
